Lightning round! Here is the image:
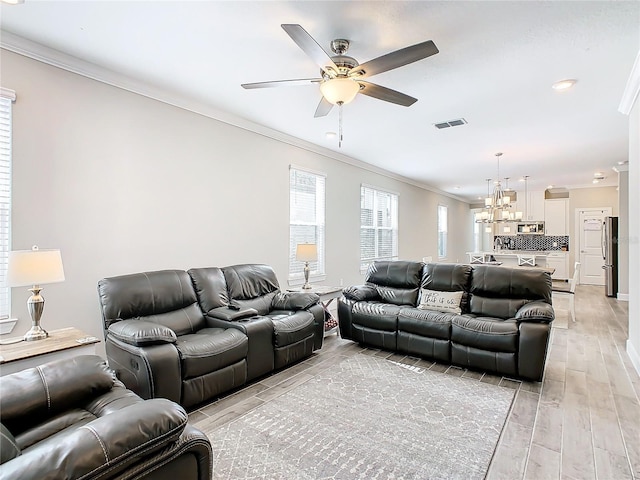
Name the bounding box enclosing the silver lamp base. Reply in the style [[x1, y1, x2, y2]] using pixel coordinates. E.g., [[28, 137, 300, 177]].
[[24, 286, 48, 341], [302, 262, 312, 289], [24, 324, 48, 341]]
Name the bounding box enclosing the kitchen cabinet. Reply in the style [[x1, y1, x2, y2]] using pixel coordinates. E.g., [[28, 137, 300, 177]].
[[545, 198, 569, 236], [525, 191, 545, 221], [546, 251, 569, 280]]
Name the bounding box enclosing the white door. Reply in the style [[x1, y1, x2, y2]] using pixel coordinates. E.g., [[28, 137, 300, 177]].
[[577, 208, 611, 285]]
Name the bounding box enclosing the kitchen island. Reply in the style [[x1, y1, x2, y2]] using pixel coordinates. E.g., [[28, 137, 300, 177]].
[[466, 251, 549, 268]]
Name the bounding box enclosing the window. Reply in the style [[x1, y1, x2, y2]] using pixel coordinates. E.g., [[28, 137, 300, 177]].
[[289, 166, 325, 281], [360, 185, 398, 271], [438, 205, 448, 259], [0, 88, 15, 319]]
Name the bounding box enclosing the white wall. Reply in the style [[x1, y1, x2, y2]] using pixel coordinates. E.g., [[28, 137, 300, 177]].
[[2, 50, 472, 353], [626, 83, 640, 374]]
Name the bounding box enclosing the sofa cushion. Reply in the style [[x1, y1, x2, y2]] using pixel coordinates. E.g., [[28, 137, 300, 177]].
[[188, 267, 230, 313], [366, 261, 423, 306], [418, 289, 463, 314], [176, 329, 248, 379], [98, 270, 200, 329], [366, 261, 423, 289], [223, 264, 280, 300], [397, 307, 453, 340], [376, 285, 420, 306], [471, 265, 552, 306], [268, 311, 315, 347], [469, 296, 528, 320], [451, 316, 518, 353], [422, 263, 472, 313], [232, 292, 277, 316], [351, 302, 401, 331]]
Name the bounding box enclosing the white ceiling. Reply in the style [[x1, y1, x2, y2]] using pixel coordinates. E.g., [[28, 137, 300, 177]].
[[1, 1, 638, 202]]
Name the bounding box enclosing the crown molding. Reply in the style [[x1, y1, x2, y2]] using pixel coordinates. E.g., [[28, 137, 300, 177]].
[[619, 49, 640, 115], [0, 31, 468, 204]]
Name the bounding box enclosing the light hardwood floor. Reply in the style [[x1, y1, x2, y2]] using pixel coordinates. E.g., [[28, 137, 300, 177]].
[[190, 285, 639, 480]]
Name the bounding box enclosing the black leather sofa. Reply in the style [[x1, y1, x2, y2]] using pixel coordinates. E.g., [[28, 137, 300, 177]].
[[98, 264, 324, 409], [338, 261, 555, 381], [0, 355, 212, 480]]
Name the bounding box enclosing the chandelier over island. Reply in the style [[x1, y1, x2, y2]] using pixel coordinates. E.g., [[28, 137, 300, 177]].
[[475, 152, 523, 224]]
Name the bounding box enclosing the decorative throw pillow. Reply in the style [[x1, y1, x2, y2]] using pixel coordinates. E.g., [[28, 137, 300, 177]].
[[418, 289, 463, 314]]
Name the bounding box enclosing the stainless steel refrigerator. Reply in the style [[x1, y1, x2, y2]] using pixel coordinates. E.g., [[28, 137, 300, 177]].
[[602, 216, 618, 297]]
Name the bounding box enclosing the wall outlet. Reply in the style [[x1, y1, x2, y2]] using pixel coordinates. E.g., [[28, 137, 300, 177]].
[[339, 278, 343, 286], [553, 242, 558, 247]]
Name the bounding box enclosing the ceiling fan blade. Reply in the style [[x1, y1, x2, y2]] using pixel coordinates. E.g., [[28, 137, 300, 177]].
[[281, 24, 340, 76], [350, 40, 439, 79], [241, 78, 322, 89], [314, 97, 334, 118], [357, 81, 418, 106]]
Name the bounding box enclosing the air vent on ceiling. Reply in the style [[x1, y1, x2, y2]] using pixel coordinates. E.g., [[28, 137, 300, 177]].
[[434, 118, 467, 129]]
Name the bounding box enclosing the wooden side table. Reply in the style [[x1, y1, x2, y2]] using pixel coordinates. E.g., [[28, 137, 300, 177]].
[[0, 327, 100, 376], [288, 285, 343, 336]]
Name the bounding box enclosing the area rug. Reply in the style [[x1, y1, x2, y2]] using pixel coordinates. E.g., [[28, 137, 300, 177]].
[[208, 354, 515, 479]]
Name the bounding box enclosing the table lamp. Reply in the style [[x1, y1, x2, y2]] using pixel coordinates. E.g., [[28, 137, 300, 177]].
[[6, 245, 65, 341], [296, 243, 317, 289]]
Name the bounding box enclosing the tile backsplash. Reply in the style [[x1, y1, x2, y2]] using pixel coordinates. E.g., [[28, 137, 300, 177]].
[[494, 235, 569, 251]]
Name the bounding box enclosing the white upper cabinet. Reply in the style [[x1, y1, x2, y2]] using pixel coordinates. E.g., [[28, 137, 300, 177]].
[[526, 191, 546, 221], [545, 198, 569, 236]]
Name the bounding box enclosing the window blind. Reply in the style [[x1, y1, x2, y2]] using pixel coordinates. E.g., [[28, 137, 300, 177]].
[[438, 204, 448, 259], [360, 185, 398, 271], [0, 89, 15, 319], [289, 167, 326, 279]]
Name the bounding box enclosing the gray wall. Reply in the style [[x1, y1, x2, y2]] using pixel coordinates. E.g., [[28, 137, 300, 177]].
[[618, 170, 629, 297], [2, 50, 472, 353]]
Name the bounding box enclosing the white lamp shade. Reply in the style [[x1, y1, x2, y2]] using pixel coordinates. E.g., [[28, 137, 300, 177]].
[[320, 78, 360, 105], [6, 248, 65, 287], [296, 244, 318, 262]]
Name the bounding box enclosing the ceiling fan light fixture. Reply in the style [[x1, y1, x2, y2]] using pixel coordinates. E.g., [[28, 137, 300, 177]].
[[552, 79, 577, 91], [320, 78, 360, 105]]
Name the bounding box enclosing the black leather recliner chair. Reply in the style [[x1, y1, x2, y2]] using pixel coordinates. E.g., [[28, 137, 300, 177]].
[[98, 270, 249, 409], [0, 355, 212, 480]]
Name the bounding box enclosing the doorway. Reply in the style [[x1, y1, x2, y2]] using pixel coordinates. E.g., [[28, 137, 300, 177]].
[[576, 207, 611, 285]]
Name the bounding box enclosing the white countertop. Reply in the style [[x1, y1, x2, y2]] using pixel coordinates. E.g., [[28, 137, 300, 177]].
[[468, 250, 551, 257]]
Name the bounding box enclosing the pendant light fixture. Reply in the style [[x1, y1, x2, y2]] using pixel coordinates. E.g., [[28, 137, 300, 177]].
[[475, 152, 523, 224]]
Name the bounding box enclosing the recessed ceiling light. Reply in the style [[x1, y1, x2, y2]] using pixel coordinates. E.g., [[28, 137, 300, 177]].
[[547, 185, 554, 189], [454, 186, 461, 190], [325, 132, 337, 139], [552, 79, 577, 91], [592, 179, 600, 184], [618, 160, 629, 165]]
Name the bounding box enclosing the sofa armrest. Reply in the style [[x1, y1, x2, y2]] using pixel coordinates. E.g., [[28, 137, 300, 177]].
[[515, 301, 555, 323], [342, 284, 379, 302], [108, 319, 177, 346], [208, 306, 258, 321], [0, 398, 187, 480], [271, 292, 319, 311]]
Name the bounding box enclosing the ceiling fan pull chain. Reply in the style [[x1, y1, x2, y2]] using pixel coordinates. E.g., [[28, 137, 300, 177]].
[[339, 102, 343, 148]]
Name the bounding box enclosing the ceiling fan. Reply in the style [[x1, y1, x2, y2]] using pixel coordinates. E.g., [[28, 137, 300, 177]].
[[241, 24, 439, 118]]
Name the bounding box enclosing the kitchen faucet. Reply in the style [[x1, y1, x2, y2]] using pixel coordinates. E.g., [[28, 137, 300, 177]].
[[494, 237, 504, 251]]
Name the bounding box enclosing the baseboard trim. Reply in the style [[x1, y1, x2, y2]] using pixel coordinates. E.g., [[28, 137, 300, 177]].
[[627, 340, 640, 377], [617, 293, 630, 301]]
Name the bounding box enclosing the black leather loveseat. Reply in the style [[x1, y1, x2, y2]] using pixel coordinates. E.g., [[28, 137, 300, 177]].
[[0, 355, 212, 480], [338, 261, 555, 381], [98, 264, 324, 409]]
